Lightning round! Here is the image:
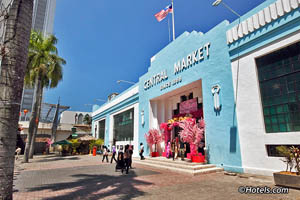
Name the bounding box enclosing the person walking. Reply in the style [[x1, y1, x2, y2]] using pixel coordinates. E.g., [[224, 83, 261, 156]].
[[179, 140, 186, 161], [102, 146, 109, 163], [139, 143, 144, 160], [171, 139, 176, 161], [15, 147, 21, 160], [128, 145, 133, 168], [115, 152, 125, 173], [124, 144, 130, 174], [110, 145, 117, 163]]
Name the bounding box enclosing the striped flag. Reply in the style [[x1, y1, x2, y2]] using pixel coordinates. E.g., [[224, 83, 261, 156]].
[[154, 4, 173, 22]]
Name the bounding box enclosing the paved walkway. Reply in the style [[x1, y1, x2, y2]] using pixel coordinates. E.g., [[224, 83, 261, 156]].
[[13, 155, 300, 200]]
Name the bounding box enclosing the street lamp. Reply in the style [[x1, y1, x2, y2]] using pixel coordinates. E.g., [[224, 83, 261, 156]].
[[212, 0, 241, 18], [116, 80, 135, 85]]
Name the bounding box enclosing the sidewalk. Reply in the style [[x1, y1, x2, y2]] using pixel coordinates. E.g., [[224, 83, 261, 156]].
[[13, 155, 300, 200]]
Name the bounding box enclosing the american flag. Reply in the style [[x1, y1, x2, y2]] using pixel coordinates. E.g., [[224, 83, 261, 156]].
[[154, 4, 173, 22]]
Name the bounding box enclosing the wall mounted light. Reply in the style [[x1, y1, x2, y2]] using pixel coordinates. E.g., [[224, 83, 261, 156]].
[[212, 85, 221, 111]]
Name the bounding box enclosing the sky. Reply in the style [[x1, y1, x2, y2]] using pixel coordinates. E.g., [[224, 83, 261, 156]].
[[44, 0, 266, 112]]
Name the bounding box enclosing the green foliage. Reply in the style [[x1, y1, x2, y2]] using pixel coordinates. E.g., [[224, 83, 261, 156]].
[[25, 30, 66, 88], [69, 139, 80, 149], [89, 139, 104, 150], [276, 146, 294, 172], [83, 114, 92, 125], [277, 146, 300, 175], [290, 146, 300, 175]]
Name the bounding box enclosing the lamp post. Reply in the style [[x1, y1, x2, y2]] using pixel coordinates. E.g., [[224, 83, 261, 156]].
[[116, 80, 135, 85], [212, 0, 241, 18]]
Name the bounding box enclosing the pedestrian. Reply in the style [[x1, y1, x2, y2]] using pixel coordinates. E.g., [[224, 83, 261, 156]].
[[115, 152, 125, 173], [110, 144, 117, 163], [166, 141, 171, 158], [15, 147, 21, 160], [119, 145, 124, 153], [124, 144, 130, 174], [174, 142, 178, 159], [102, 146, 109, 162], [128, 145, 133, 168], [171, 139, 176, 161], [139, 142, 144, 160], [179, 140, 186, 161]]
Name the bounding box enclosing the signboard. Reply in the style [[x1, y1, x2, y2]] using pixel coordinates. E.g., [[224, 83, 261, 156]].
[[179, 98, 198, 114]]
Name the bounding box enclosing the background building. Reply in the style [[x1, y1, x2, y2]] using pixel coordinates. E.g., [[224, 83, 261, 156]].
[[19, 110, 92, 154], [19, 0, 56, 121]]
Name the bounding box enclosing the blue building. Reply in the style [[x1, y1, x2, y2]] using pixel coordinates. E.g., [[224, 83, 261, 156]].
[[92, 0, 300, 175]]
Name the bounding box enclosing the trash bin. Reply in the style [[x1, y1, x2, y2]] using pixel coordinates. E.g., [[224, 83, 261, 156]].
[[93, 146, 97, 156]]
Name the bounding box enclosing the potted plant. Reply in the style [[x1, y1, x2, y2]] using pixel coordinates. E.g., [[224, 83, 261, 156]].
[[145, 129, 162, 157], [178, 118, 205, 163], [274, 146, 300, 189]]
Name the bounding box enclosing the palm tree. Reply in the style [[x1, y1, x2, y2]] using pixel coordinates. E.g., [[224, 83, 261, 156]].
[[83, 114, 92, 126], [23, 31, 66, 162], [0, 0, 34, 199]]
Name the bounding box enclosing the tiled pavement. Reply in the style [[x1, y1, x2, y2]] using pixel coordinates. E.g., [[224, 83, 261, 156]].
[[13, 155, 300, 200]]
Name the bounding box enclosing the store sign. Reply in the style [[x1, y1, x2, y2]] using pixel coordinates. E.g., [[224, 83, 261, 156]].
[[144, 70, 168, 90], [179, 98, 198, 114], [144, 42, 211, 91], [174, 42, 210, 75]]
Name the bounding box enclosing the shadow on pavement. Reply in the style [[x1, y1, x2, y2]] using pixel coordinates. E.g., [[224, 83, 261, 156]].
[[28, 171, 152, 200], [35, 156, 81, 163]]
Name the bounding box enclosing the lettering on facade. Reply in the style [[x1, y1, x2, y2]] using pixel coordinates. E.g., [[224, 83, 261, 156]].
[[144, 42, 211, 91], [174, 42, 210, 74], [144, 70, 168, 90], [160, 77, 182, 91]]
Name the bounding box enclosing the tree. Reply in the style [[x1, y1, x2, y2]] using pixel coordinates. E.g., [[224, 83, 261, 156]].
[[51, 99, 60, 143], [0, 0, 34, 199], [178, 118, 205, 154], [145, 129, 162, 152], [23, 31, 66, 162], [83, 114, 92, 125]]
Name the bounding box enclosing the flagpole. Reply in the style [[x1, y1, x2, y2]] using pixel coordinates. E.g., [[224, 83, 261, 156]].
[[171, 0, 175, 41]]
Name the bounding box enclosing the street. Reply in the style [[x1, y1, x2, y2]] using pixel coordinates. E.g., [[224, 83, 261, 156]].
[[13, 155, 300, 200]]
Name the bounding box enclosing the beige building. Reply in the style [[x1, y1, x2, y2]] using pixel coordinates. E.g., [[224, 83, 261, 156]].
[[19, 111, 92, 143]]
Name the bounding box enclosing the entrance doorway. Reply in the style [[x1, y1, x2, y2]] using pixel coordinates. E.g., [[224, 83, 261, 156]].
[[149, 79, 205, 156]]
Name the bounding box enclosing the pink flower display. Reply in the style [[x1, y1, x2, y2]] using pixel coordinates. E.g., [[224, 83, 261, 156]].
[[145, 129, 163, 152], [46, 138, 53, 147], [179, 118, 205, 148]]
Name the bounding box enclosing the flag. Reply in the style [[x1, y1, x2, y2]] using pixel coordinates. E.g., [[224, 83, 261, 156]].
[[154, 4, 173, 22]]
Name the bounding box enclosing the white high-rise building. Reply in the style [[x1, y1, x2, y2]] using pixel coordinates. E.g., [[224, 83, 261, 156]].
[[20, 0, 56, 121], [32, 0, 56, 36]]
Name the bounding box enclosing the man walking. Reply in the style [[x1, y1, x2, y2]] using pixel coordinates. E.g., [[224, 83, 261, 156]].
[[110, 144, 117, 163], [139, 143, 144, 160], [179, 141, 186, 161], [102, 146, 109, 163], [124, 145, 130, 174], [15, 147, 21, 160], [128, 145, 133, 168]]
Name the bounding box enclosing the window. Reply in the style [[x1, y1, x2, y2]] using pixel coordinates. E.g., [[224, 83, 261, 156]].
[[113, 108, 134, 141], [77, 114, 83, 124], [98, 119, 105, 140], [256, 42, 300, 133], [266, 145, 300, 157]]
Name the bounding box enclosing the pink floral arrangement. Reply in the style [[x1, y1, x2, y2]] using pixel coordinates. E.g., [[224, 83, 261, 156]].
[[46, 138, 53, 148], [145, 129, 162, 152], [178, 118, 205, 148]]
